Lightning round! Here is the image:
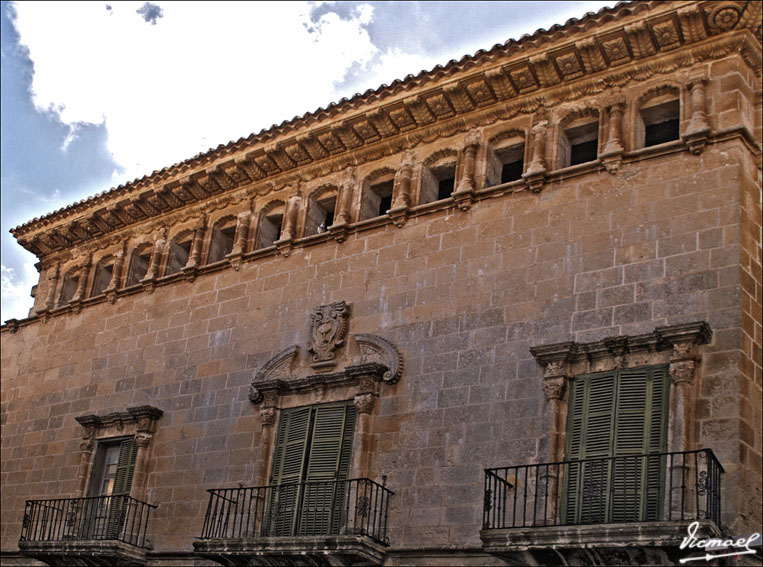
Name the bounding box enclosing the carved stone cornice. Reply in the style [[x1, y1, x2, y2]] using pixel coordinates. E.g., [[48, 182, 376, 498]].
[[11, 2, 760, 258], [75, 405, 164, 438], [530, 321, 712, 378]]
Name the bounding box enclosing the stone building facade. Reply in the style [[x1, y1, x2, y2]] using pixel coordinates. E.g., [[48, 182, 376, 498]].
[[1, 1, 761, 565]]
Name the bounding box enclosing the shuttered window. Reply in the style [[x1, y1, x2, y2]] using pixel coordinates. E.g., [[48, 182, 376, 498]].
[[266, 402, 356, 536], [89, 437, 138, 497], [83, 437, 138, 539], [564, 366, 668, 524]]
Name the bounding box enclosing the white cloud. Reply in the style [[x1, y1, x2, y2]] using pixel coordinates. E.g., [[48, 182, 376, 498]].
[[10, 1, 381, 186], [1, 263, 38, 322]]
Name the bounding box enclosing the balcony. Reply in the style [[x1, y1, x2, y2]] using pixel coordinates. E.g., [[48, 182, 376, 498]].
[[481, 449, 724, 565], [18, 495, 157, 566], [194, 478, 393, 567]]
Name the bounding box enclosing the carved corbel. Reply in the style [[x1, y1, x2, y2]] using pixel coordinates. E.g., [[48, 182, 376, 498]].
[[601, 101, 625, 174], [275, 194, 301, 257], [453, 132, 480, 211], [682, 77, 711, 155], [523, 120, 549, 192], [388, 151, 414, 227]]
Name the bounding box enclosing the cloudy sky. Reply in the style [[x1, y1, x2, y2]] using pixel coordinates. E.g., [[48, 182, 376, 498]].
[[1, 0, 617, 322]]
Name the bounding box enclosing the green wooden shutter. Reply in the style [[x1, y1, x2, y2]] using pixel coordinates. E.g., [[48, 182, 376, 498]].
[[266, 407, 311, 536], [611, 369, 649, 522], [300, 403, 356, 535], [578, 372, 616, 524], [107, 438, 138, 539], [112, 438, 138, 496], [565, 367, 668, 525]]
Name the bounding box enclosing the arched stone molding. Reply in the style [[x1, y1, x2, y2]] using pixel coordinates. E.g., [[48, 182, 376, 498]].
[[248, 302, 404, 483], [74, 405, 163, 503], [530, 321, 712, 463]]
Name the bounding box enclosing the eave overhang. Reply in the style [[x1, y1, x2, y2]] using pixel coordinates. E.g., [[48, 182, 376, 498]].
[[10, 1, 762, 260]]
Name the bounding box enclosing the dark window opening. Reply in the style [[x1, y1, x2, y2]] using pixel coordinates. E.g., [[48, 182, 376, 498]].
[[641, 99, 680, 148], [570, 139, 598, 166], [561, 120, 599, 168], [437, 177, 455, 200], [126, 251, 151, 286], [501, 160, 524, 183], [90, 263, 114, 297], [644, 119, 679, 147], [165, 240, 192, 275], [379, 195, 392, 216], [208, 224, 236, 264]]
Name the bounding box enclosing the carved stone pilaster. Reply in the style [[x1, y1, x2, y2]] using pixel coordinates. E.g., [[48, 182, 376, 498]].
[[601, 102, 625, 174], [683, 77, 711, 154], [43, 263, 60, 312], [228, 211, 251, 270], [275, 194, 301, 257], [453, 133, 479, 211], [523, 120, 548, 192], [329, 173, 353, 243], [104, 249, 125, 304], [389, 151, 414, 228], [70, 256, 92, 313], [141, 237, 165, 293]]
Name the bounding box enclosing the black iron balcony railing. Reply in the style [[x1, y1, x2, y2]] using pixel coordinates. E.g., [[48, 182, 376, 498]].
[[483, 449, 723, 530], [200, 478, 392, 546], [20, 495, 157, 549]]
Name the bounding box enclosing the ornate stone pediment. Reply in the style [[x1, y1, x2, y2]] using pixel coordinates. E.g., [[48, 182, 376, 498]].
[[249, 303, 404, 405]]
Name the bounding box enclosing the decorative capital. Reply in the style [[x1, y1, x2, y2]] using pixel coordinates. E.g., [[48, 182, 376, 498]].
[[353, 393, 376, 415], [670, 359, 697, 385], [135, 432, 152, 448], [260, 406, 278, 427], [542, 376, 567, 401]]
